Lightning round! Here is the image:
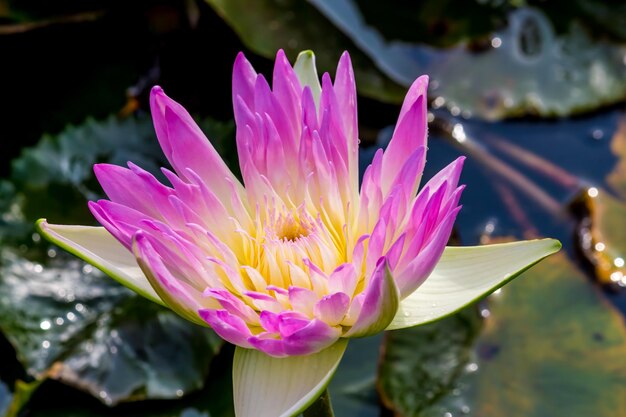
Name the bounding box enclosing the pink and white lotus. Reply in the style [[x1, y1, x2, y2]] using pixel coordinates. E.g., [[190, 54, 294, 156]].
[[37, 50, 559, 417]]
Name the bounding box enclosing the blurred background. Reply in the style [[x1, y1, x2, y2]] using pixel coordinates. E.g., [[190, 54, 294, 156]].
[[1, 0, 626, 416]]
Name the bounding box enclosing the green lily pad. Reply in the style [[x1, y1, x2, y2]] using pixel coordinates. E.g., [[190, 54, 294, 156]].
[[0, 249, 222, 406], [310, 2, 626, 119], [9, 115, 166, 228], [379, 252, 626, 416], [10, 114, 234, 226], [378, 308, 482, 416], [25, 347, 235, 417], [203, 0, 406, 103]]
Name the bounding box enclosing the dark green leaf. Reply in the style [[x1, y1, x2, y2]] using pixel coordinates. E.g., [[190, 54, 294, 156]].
[[8, 114, 234, 229], [378, 308, 481, 416], [0, 249, 222, 406], [11, 115, 167, 225], [25, 346, 235, 417], [379, 252, 626, 416]]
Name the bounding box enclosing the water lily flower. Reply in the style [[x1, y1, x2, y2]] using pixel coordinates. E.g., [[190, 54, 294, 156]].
[[37, 50, 560, 417]]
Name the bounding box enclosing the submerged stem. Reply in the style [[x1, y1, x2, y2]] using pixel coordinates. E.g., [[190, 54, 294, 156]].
[[303, 389, 335, 417]]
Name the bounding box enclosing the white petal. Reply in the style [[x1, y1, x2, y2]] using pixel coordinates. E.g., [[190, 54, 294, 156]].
[[36, 219, 163, 305], [233, 339, 348, 417], [293, 50, 322, 108], [387, 239, 561, 330]]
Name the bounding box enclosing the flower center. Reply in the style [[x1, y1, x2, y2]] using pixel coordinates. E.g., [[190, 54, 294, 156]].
[[263, 203, 315, 244], [275, 214, 311, 242], [231, 202, 345, 293]]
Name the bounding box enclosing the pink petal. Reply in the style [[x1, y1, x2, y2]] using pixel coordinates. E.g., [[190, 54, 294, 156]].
[[350, 234, 368, 275], [259, 310, 281, 333], [244, 290, 284, 313], [359, 149, 384, 230], [319, 73, 348, 170], [136, 221, 213, 290], [232, 52, 257, 115], [395, 206, 462, 297], [266, 285, 288, 296], [328, 263, 358, 298], [333, 52, 358, 191], [133, 232, 208, 324], [282, 318, 342, 356], [386, 233, 406, 271], [199, 309, 254, 348], [288, 286, 318, 317], [248, 334, 286, 357], [397, 75, 429, 126], [343, 292, 364, 327], [89, 200, 148, 249], [314, 292, 350, 326], [204, 288, 260, 324], [387, 146, 426, 201], [303, 259, 329, 296], [272, 50, 302, 130], [94, 163, 174, 220], [344, 258, 399, 337], [365, 218, 387, 280], [424, 157, 466, 200], [417, 182, 449, 241], [150, 86, 244, 209], [161, 168, 230, 223], [254, 74, 298, 165], [277, 312, 312, 337], [382, 76, 428, 194]]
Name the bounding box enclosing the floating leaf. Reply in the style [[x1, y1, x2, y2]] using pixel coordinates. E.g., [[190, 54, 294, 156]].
[[379, 308, 481, 416], [26, 347, 235, 417], [0, 249, 222, 406], [379, 252, 626, 416], [11, 114, 234, 225], [0, 115, 235, 406], [310, 2, 626, 119], [203, 0, 406, 103]]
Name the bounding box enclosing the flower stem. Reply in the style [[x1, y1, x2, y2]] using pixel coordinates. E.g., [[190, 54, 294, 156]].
[[303, 389, 335, 417]]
